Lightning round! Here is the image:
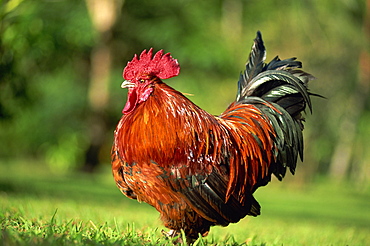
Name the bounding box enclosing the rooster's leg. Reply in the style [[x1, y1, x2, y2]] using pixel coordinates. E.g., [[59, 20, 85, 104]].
[[162, 229, 184, 244], [162, 229, 178, 237]]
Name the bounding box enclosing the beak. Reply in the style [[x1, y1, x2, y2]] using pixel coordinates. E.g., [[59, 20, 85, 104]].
[[121, 80, 135, 89]]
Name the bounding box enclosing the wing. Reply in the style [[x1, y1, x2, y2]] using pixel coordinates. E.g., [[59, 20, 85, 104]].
[[161, 160, 261, 226], [219, 102, 278, 193], [158, 104, 276, 226]]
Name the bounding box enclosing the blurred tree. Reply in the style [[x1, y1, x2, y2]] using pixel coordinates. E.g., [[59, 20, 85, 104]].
[[0, 0, 95, 172], [0, 0, 368, 185], [0, 0, 29, 120], [83, 0, 123, 172], [329, 0, 370, 183]]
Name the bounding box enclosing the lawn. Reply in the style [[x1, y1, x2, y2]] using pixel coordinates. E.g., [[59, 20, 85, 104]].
[[1, 160, 369, 245]]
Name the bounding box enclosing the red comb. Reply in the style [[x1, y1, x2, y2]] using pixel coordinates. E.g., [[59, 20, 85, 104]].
[[123, 48, 180, 81]]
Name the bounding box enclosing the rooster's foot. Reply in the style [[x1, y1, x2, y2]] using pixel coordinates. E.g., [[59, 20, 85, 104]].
[[162, 229, 184, 244]]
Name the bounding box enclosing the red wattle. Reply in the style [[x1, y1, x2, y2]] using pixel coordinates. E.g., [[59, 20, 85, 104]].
[[122, 89, 138, 115]]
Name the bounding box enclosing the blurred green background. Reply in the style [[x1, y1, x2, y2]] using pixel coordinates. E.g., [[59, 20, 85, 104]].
[[0, 0, 369, 185], [0, 0, 369, 244]]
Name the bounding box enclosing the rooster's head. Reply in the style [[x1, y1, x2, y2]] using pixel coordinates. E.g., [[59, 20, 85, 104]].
[[121, 48, 180, 115]]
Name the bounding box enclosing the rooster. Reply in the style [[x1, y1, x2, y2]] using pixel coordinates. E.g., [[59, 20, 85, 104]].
[[111, 31, 314, 242]]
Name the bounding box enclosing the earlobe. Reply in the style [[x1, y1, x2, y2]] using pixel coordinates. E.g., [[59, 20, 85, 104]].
[[139, 87, 154, 102]]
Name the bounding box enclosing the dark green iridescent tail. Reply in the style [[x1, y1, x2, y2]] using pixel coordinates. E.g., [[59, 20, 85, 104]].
[[237, 31, 315, 181]]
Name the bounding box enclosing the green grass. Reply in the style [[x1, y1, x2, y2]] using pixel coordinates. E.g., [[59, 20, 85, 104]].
[[1, 160, 369, 245]]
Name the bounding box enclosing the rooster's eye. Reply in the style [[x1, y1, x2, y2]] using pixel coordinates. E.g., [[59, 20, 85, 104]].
[[139, 79, 145, 83]]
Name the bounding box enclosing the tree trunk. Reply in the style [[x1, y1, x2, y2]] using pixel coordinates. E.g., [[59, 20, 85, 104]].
[[83, 0, 123, 172]]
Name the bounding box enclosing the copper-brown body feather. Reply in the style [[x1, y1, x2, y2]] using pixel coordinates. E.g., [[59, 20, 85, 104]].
[[112, 32, 314, 240]]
